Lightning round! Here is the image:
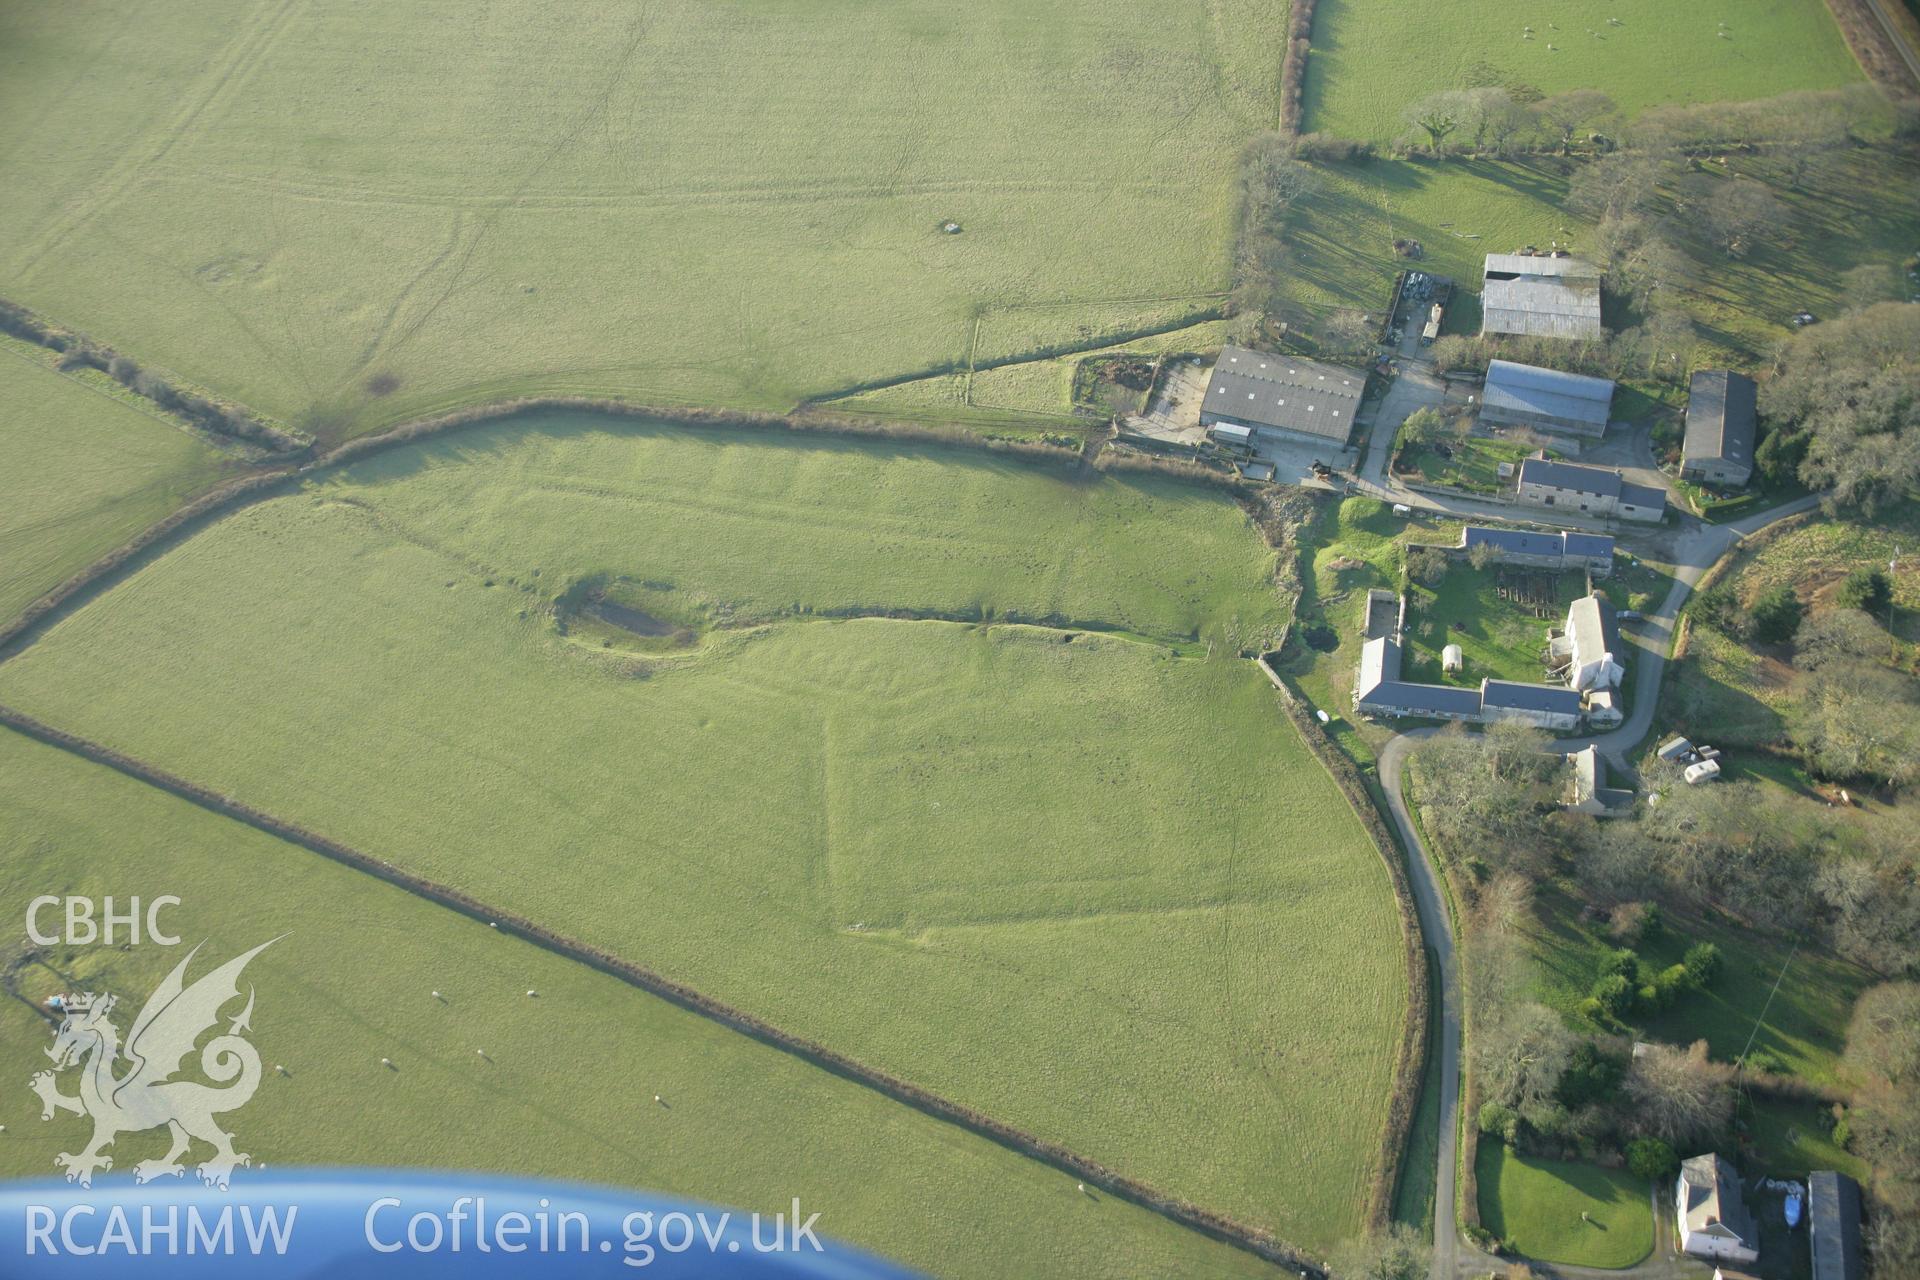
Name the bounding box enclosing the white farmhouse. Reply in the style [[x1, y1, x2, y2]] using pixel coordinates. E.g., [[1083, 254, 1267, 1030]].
[[1556, 593, 1624, 693], [1677, 1153, 1759, 1266]]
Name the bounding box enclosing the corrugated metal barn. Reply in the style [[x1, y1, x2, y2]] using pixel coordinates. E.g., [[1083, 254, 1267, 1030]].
[[1480, 359, 1615, 437], [1199, 345, 1364, 448], [1480, 253, 1604, 340]]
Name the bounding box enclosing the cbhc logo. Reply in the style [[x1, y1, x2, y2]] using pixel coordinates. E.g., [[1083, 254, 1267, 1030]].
[[26, 896, 182, 946]]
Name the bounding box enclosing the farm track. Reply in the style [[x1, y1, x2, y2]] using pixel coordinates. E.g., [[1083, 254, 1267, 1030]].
[[0, 701, 1325, 1277]]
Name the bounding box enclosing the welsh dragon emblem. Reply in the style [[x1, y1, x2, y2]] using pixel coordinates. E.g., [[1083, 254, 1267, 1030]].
[[29, 939, 278, 1190]]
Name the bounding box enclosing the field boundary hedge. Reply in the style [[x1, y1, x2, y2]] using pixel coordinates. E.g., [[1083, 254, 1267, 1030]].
[[1255, 654, 1430, 1233], [0, 708, 1323, 1276], [1281, 0, 1317, 136], [0, 296, 309, 455]]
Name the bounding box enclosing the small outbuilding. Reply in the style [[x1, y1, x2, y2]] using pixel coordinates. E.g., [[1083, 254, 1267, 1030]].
[[1658, 736, 1694, 763], [1442, 643, 1464, 674]]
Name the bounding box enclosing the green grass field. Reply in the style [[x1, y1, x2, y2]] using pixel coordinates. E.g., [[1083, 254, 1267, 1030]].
[[0, 344, 223, 623], [0, 729, 1283, 1279], [1476, 1144, 1653, 1269], [0, 416, 1407, 1250], [0, 0, 1288, 438], [1301, 0, 1861, 144]]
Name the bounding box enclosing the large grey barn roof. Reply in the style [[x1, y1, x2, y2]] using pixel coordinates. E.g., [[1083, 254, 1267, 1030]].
[[1204, 346, 1363, 443], [1481, 255, 1603, 340], [1355, 635, 1486, 717], [1368, 681, 1485, 716], [1483, 359, 1614, 428], [1481, 679, 1581, 715], [1684, 370, 1758, 470]]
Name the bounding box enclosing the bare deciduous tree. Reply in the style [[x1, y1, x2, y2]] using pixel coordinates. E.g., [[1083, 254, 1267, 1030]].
[[1476, 1002, 1578, 1115], [1535, 89, 1616, 154], [1698, 179, 1791, 257], [1625, 1040, 1732, 1145]]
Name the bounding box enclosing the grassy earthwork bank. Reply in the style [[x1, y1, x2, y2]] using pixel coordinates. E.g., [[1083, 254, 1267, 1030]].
[[0, 414, 1409, 1252], [0, 0, 1291, 439], [0, 342, 226, 623], [0, 730, 1283, 1279]]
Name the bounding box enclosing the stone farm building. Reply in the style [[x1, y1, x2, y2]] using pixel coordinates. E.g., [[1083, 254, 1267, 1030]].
[[1480, 359, 1615, 438], [1681, 370, 1758, 489], [1480, 253, 1603, 340], [1352, 589, 1583, 730], [1453, 525, 1614, 575], [1676, 1153, 1759, 1266], [1200, 345, 1363, 449], [1515, 455, 1666, 523], [1565, 745, 1635, 817]]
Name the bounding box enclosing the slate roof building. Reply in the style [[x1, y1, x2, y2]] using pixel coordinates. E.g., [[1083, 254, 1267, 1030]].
[[1456, 525, 1615, 575], [1566, 745, 1635, 817], [1515, 455, 1666, 523], [1481, 679, 1584, 730], [1352, 587, 1585, 729], [1809, 1171, 1864, 1280], [1681, 370, 1759, 489], [1199, 346, 1364, 448], [1480, 359, 1615, 438], [1480, 253, 1604, 340], [1676, 1153, 1759, 1265]]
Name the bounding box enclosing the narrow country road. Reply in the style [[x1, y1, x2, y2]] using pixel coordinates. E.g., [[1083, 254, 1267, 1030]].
[[1368, 494, 1818, 1280]]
